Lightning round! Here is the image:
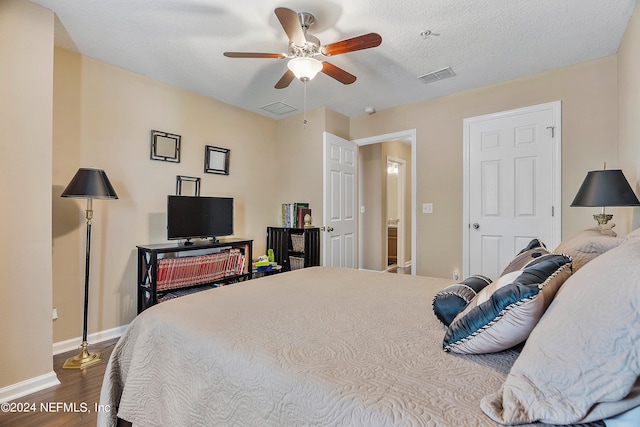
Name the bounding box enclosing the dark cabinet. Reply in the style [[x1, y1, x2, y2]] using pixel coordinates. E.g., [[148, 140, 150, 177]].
[[266, 227, 320, 272]]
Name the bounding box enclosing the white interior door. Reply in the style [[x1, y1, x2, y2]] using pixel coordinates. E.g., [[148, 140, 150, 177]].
[[323, 132, 357, 268], [463, 102, 561, 279]]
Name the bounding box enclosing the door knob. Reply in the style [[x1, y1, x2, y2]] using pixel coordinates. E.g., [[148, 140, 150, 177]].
[[472, 223, 480, 230]]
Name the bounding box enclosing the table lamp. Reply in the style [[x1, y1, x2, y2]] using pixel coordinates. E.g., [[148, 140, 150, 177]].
[[571, 168, 640, 225]]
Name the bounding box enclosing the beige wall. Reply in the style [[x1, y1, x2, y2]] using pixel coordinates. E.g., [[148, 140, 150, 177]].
[[51, 49, 280, 343], [358, 144, 383, 269], [0, 0, 55, 388], [273, 107, 349, 234], [351, 55, 620, 278], [618, 5, 640, 229]]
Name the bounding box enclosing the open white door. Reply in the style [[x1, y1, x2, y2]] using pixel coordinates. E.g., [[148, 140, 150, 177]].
[[323, 132, 357, 268]]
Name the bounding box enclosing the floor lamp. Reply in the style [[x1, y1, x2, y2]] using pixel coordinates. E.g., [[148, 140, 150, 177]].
[[61, 168, 118, 369]]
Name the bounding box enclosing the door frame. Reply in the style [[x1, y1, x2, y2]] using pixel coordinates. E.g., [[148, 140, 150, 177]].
[[352, 129, 417, 275], [462, 101, 562, 277]]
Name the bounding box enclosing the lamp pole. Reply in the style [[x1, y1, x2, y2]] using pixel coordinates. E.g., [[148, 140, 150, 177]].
[[63, 197, 102, 369]]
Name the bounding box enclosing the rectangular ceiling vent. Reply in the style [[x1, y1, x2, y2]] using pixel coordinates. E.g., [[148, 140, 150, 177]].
[[417, 66, 456, 84], [260, 101, 298, 115]]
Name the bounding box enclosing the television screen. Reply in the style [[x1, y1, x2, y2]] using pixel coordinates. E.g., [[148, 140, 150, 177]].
[[167, 195, 234, 241]]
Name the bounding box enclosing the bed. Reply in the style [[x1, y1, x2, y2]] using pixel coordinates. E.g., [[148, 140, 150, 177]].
[[99, 228, 640, 427]]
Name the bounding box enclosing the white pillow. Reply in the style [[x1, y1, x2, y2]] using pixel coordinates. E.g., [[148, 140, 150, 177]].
[[554, 226, 623, 271], [481, 236, 640, 425]]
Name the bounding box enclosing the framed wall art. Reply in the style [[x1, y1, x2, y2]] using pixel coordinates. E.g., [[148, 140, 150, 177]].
[[204, 145, 230, 175], [151, 130, 181, 163], [176, 175, 200, 196]]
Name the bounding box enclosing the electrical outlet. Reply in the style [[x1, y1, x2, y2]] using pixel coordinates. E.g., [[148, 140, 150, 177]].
[[422, 203, 433, 214], [360, 205, 365, 213], [52, 308, 58, 321]]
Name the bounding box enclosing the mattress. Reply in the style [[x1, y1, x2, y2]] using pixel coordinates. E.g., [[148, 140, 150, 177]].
[[98, 267, 603, 427]]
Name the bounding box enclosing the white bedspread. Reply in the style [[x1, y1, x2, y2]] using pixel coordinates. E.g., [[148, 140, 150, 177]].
[[98, 267, 601, 427]]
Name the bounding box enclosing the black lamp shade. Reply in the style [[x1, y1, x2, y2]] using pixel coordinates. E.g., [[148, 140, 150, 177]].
[[61, 168, 118, 199], [571, 169, 640, 207]]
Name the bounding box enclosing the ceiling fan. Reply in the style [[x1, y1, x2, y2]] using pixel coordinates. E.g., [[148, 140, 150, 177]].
[[223, 7, 382, 89]]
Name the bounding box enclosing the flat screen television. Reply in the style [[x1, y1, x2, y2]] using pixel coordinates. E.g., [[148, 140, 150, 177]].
[[167, 195, 234, 243]]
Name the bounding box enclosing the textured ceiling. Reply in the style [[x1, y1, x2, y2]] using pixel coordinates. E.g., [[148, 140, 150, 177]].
[[31, 0, 637, 119]]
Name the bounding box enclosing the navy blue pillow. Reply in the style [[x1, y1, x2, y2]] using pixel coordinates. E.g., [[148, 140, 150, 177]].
[[432, 275, 492, 326]]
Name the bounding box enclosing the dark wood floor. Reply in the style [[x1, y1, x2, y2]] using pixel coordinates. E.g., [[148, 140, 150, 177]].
[[2, 338, 119, 427]]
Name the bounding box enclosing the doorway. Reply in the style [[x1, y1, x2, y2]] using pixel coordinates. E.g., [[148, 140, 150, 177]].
[[353, 129, 416, 274]]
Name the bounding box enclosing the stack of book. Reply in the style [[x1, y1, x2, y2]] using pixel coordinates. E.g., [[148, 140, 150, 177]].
[[281, 202, 312, 228], [156, 248, 246, 291]]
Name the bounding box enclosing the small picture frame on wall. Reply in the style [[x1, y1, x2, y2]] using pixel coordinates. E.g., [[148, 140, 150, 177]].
[[204, 145, 230, 175], [151, 130, 181, 163], [176, 175, 200, 196]]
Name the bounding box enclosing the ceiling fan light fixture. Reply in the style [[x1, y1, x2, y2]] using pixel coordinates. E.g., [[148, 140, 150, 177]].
[[287, 57, 322, 81]]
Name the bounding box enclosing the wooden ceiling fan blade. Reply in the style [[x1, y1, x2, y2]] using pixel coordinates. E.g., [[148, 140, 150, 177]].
[[275, 69, 295, 89], [275, 7, 306, 46], [321, 33, 382, 56], [321, 62, 357, 85], [223, 52, 286, 59]]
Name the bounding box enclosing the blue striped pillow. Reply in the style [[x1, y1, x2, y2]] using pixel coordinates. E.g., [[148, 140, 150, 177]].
[[444, 254, 572, 354], [432, 275, 492, 326]]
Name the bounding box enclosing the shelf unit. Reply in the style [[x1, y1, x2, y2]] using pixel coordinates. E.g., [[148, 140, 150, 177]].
[[266, 227, 320, 272], [137, 238, 253, 313]]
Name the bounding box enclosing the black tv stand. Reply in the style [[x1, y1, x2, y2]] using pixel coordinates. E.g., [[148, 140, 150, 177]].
[[137, 238, 253, 313]]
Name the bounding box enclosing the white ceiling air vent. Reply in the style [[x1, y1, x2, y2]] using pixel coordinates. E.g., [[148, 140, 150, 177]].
[[417, 66, 456, 84], [260, 101, 298, 115]]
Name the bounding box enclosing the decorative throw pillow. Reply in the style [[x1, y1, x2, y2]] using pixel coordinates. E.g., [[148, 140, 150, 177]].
[[554, 225, 623, 271], [481, 235, 640, 425], [432, 275, 492, 326], [443, 254, 572, 354], [500, 238, 549, 276]]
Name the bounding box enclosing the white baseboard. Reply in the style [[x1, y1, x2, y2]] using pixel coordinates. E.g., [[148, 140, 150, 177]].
[[53, 324, 128, 355], [0, 325, 128, 404], [0, 371, 60, 403]]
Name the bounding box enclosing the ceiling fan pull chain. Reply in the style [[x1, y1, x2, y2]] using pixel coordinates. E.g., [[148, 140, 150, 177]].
[[303, 80, 308, 129]]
